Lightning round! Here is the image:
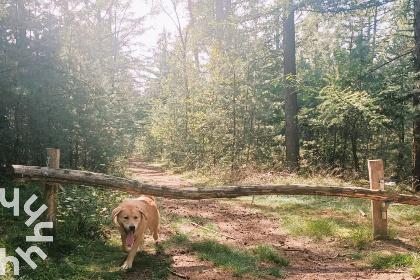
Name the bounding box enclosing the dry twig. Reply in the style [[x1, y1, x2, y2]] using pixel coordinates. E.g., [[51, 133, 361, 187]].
[[358, 208, 367, 217], [190, 222, 236, 240], [284, 248, 304, 252], [166, 268, 189, 279]]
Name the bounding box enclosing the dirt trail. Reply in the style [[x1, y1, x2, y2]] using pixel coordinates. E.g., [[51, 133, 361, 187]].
[[127, 158, 191, 187], [127, 159, 420, 280]]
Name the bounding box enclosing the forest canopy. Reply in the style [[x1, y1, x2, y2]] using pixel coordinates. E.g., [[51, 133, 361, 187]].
[[0, 0, 417, 183]]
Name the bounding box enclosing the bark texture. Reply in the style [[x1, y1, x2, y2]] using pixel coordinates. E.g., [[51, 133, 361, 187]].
[[12, 165, 420, 205]]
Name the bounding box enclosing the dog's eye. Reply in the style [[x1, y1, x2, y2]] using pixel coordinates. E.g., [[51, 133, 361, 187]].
[[134, 216, 138, 220], [123, 217, 129, 220]]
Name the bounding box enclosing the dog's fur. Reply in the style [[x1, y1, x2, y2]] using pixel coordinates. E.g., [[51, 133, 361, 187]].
[[112, 195, 159, 269]]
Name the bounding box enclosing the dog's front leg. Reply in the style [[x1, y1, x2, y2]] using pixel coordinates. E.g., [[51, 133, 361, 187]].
[[122, 233, 143, 269]]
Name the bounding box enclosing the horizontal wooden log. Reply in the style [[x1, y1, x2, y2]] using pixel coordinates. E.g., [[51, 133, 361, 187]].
[[11, 165, 420, 205]]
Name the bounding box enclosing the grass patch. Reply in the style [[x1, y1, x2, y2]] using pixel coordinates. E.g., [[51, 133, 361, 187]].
[[287, 218, 336, 241], [238, 195, 374, 248], [345, 227, 372, 249], [17, 237, 126, 280], [253, 244, 290, 266], [168, 234, 190, 245], [369, 253, 417, 269], [282, 213, 372, 248], [163, 232, 290, 277], [127, 251, 173, 280], [245, 195, 371, 224], [192, 240, 259, 277], [191, 240, 288, 278], [164, 212, 210, 234]]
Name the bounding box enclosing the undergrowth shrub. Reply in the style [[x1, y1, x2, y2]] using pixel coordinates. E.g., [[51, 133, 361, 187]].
[[345, 227, 372, 249], [58, 186, 128, 238]]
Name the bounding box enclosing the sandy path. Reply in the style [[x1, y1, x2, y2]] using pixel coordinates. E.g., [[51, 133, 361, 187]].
[[127, 158, 191, 187]]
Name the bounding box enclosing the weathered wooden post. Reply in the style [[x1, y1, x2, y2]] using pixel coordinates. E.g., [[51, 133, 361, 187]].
[[369, 159, 387, 239], [43, 148, 60, 237]]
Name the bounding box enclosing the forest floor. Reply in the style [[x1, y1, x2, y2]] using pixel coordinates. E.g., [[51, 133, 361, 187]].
[[124, 158, 420, 280]]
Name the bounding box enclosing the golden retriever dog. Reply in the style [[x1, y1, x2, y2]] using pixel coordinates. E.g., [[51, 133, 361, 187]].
[[112, 195, 159, 269]]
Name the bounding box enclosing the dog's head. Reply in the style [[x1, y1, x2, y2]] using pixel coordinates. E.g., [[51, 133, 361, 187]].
[[112, 204, 147, 234]]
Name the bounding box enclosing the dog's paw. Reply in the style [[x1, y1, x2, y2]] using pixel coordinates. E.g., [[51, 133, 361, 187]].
[[121, 262, 132, 269]]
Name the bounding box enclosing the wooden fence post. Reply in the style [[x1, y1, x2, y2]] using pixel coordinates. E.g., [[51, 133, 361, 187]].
[[369, 159, 387, 239], [43, 148, 60, 237]]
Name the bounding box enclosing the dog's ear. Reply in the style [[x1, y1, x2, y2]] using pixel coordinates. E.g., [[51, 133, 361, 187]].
[[137, 208, 148, 220], [112, 207, 121, 225]]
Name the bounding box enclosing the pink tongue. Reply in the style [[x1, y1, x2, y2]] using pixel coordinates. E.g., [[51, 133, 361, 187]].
[[126, 231, 134, 245]]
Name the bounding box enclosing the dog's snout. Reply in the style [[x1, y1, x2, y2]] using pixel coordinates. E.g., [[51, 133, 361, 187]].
[[129, 225, 135, 231]]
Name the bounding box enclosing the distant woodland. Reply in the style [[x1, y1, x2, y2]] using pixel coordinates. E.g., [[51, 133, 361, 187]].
[[2, 0, 420, 188]]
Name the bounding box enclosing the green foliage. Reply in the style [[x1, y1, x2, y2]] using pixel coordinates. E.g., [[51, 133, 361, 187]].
[[136, 0, 415, 180], [0, 0, 142, 171], [0, 0, 417, 180], [141, 1, 284, 170], [58, 186, 127, 239]]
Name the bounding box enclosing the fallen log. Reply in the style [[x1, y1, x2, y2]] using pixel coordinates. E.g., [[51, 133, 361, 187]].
[[11, 165, 420, 205]]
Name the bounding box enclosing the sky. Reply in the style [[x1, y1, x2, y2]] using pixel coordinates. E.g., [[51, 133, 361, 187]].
[[132, 0, 187, 49]]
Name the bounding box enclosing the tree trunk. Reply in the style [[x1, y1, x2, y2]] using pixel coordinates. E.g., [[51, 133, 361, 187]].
[[283, 5, 300, 171], [371, 4, 378, 53], [13, 103, 22, 164], [351, 134, 359, 172], [332, 126, 337, 165], [187, 0, 200, 68], [413, 0, 420, 191], [351, 121, 360, 172], [231, 71, 237, 170], [11, 165, 420, 205], [397, 107, 406, 180], [215, 0, 224, 42], [341, 121, 348, 169], [275, 10, 280, 52]]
